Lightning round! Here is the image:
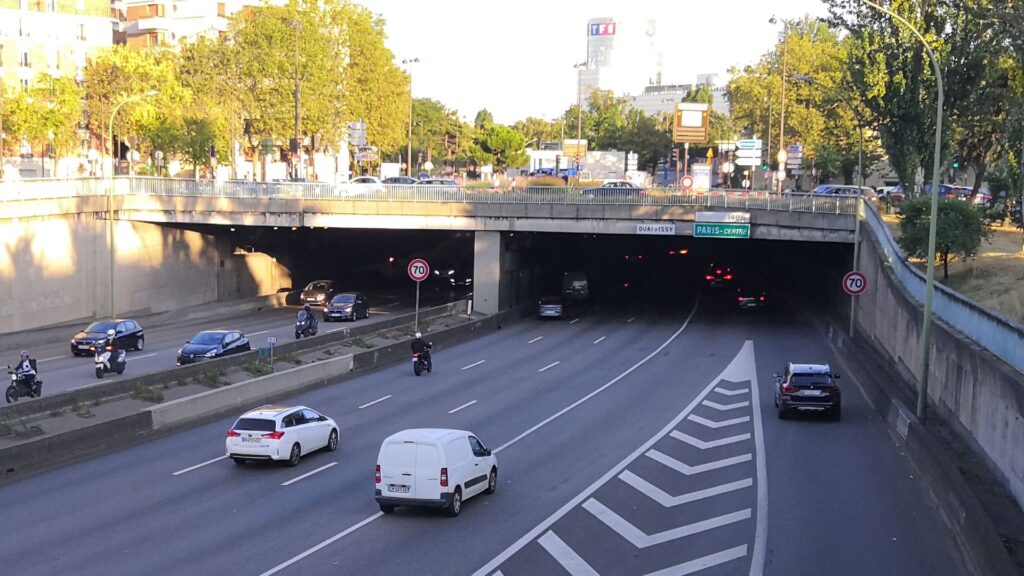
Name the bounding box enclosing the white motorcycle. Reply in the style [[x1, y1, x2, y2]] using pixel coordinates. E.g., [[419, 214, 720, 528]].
[[94, 343, 127, 379]]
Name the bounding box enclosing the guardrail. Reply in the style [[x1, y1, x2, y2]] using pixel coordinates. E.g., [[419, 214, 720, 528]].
[[1, 176, 860, 215], [862, 201, 1024, 374]]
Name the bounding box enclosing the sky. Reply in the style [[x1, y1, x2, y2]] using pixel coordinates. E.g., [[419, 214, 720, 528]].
[[357, 0, 828, 125]]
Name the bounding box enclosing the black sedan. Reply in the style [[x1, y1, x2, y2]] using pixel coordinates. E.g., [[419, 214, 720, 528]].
[[323, 292, 370, 322], [581, 180, 645, 198], [70, 319, 144, 357], [736, 286, 767, 310], [176, 330, 251, 365], [704, 263, 734, 288]]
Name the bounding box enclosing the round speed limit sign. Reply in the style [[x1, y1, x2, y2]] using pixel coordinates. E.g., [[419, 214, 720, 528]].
[[843, 271, 867, 296], [407, 258, 430, 282]]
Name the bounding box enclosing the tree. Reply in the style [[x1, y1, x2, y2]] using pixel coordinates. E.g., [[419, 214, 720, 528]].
[[473, 109, 494, 132], [478, 125, 528, 171], [2, 75, 83, 162], [618, 109, 671, 173], [897, 197, 992, 279], [513, 116, 562, 147]]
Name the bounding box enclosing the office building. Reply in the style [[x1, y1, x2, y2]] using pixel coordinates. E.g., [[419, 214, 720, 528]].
[[580, 16, 661, 102]]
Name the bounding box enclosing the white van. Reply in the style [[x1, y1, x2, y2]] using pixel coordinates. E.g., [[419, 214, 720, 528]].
[[374, 428, 498, 517]]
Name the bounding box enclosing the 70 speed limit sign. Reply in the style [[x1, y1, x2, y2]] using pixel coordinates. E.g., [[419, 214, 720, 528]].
[[843, 271, 867, 296]]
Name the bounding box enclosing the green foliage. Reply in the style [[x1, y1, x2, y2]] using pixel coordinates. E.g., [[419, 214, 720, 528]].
[[474, 109, 494, 132], [200, 368, 223, 387], [897, 197, 992, 279], [2, 75, 84, 160], [528, 176, 567, 187], [618, 109, 671, 173], [131, 384, 164, 403], [478, 125, 529, 170], [245, 361, 271, 377]]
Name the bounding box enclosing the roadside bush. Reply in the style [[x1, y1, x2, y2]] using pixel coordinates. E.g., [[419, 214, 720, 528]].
[[245, 361, 271, 377], [131, 384, 164, 403], [527, 176, 567, 187], [200, 369, 223, 387]]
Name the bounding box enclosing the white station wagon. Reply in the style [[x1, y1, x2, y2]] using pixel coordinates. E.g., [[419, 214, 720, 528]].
[[226, 405, 339, 466], [375, 428, 497, 517]]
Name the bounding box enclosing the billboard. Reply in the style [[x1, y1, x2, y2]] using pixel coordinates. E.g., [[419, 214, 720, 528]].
[[673, 102, 710, 144], [589, 22, 616, 36]]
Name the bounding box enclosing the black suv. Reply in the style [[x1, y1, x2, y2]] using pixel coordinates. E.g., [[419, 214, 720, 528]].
[[773, 363, 842, 420]]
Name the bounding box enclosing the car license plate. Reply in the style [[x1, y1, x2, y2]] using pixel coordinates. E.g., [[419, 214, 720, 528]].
[[78, 344, 91, 349], [388, 484, 409, 493], [800, 389, 824, 397], [242, 437, 262, 444]]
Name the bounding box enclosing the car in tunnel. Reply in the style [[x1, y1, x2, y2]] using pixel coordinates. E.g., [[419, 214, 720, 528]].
[[323, 292, 369, 322], [774, 363, 842, 420], [70, 319, 145, 356], [538, 295, 564, 319], [177, 330, 251, 365], [300, 280, 336, 306], [704, 263, 734, 288], [736, 285, 767, 310]]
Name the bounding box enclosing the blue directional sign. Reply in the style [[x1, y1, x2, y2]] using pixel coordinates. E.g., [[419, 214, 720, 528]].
[[737, 139, 762, 150]]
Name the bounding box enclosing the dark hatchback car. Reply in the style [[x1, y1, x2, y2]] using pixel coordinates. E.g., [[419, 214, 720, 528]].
[[774, 363, 842, 420], [71, 319, 144, 357], [300, 280, 335, 306], [538, 295, 564, 319], [177, 330, 251, 365], [323, 292, 369, 322], [704, 263, 734, 288], [736, 286, 767, 310]]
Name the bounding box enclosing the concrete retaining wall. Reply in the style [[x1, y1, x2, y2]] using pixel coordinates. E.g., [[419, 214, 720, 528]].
[[856, 216, 1024, 511]]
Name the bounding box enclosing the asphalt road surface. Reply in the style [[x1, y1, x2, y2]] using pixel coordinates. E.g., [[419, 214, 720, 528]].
[[0, 294, 966, 575], [1, 287, 466, 396]]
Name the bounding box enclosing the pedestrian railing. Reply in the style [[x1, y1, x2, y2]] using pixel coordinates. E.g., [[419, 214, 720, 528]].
[[862, 201, 1024, 374]]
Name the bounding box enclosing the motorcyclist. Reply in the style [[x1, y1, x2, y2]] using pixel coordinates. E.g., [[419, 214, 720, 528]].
[[410, 332, 432, 371], [14, 350, 37, 393], [300, 304, 318, 332], [99, 328, 121, 369]]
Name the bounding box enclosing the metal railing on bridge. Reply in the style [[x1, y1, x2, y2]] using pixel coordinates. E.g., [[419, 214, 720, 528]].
[[2, 176, 859, 215]]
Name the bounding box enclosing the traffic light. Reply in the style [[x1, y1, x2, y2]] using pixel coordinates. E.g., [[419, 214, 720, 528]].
[[672, 149, 680, 163], [761, 163, 768, 172], [952, 158, 960, 170]]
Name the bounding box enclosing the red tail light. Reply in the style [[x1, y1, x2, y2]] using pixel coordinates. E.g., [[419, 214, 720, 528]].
[[716, 269, 722, 274], [227, 429, 241, 437], [759, 296, 766, 301], [375, 464, 381, 484], [440, 467, 448, 487], [705, 275, 714, 280], [262, 431, 285, 440], [723, 274, 733, 280], [738, 297, 744, 302], [782, 384, 798, 394]]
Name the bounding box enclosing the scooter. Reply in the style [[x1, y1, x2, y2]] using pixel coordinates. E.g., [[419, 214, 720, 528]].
[[412, 345, 432, 376], [295, 310, 319, 339], [6, 365, 42, 403], [95, 344, 126, 379]]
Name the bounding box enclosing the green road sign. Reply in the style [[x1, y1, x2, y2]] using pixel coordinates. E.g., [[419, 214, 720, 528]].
[[694, 222, 750, 239]]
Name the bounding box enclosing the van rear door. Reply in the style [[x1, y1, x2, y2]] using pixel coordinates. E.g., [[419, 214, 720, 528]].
[[414, 442, 442, 502], [379, 441, 418, 499]]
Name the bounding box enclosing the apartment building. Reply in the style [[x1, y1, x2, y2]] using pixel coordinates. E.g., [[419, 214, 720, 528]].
[[114, 0, 263, 46]]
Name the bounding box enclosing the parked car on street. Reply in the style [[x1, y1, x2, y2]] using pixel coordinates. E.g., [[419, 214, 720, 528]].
[[177, 330, 251, 365], [301, 280, 336, 306], [323, 292, 370, 322], [582, 180, 644, 198], [226, 405, 339, 466], [71, 319, 144, 356], [383, 176, 418, 185], [773, 363, 842, 420]]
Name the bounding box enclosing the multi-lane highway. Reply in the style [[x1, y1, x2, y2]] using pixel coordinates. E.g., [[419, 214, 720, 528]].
[[0, 287, 465, 395], [0, 294, 966, 575]]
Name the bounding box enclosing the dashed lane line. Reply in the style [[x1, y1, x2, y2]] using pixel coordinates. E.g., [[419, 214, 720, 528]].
[[127, 352, 159, 362], [528, 336, 544, 344], [173, 455, 227, 476], [358, 395, 392, 409], [448, 400, 478, 414], [593, 336, 606, 344], [70, 379, 112, 390], [281, 462, 337, 486], [569, 318, 580, 325], [462, 360, 486, 370], [538, 361, 560, 372]]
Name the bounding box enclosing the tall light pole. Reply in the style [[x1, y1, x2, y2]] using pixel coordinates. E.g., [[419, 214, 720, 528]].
[[107, 90, 157, 318], [859, 0, 944, 420], [290, 20, 302, 181], [0, 88, 5, 181], [769, 15, 793, 192], [573, 61, 588, 171], [402, 57, 419, 177]]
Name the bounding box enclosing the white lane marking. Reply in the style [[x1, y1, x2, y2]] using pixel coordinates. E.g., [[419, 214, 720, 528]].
[[462, 360, 486, 370], [172, 455, 227, 476], [537, 531, 599, 576], [687, 413, 751, 428], [748, 342, 768, 576], [702, 399, 751, 411], [126, 352, 159, 362], [70, 379, 112, 390], [538, 361, 560, 372], [259, 512, 384, 576], [448, 400, 478, 414], [569, 318, 580, 325], [618, 471, 753, 507], [248, 330, 269, 336], [327, 327, 345, 333], [528, 336, 544, 344], [715, 386, 750, 396], [627, 317, 635, 323], [647, 450, 752, 475], [582, 499, 751, 548], [281, 462, 337, 486], [593, 336, 606, 344], [39, 355, 64, 362], [645, 545, 748, 576], [358, 395, 392, 409], [670, 430, 751, 450]]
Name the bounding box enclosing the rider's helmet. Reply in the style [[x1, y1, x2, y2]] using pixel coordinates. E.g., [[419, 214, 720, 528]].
[[106, 329, 116, 339], [304, 303, 312, 312], [20, 350, 29, 359], [415, 332, 422, 339]]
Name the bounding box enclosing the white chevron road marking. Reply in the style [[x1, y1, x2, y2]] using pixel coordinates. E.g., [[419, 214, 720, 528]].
[[644, 545, 749, 576], [714, 386, 750, 396], [582, 498, 751, 548], [702, 399, 750, 411], [618, 471, 753, 507], [537, 531, 599, 576], [688, 414, 750, 428], [670, 430, 751, 449], [646, 449, 752, 475]]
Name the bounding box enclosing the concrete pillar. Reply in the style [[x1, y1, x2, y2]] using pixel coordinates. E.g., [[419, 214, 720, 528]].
[[473, 231, 508, 315]]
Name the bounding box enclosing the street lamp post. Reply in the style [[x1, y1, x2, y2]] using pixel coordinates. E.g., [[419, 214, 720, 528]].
[[574, 61, 588, 171], [290, 20, 302, 181], [0, 89, 5, 181], [402, 57, 419, 177], [859, 0, 944, 420], [106, 90, 157, 318], [769, 15, 793, 192]]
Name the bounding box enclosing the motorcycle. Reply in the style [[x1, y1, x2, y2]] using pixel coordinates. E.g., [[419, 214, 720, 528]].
[[295, 310, 319, 339], [6, 364, 42, 403], [95, 344, 127, 379], [412, 344, 432, 376]]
